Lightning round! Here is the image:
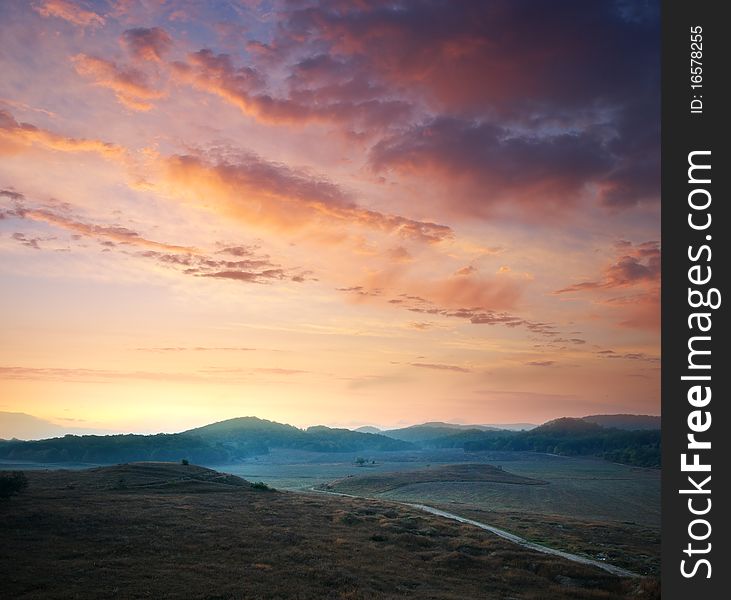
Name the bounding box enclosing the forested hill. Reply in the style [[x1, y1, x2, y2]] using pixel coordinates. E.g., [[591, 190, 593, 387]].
[[0, 417, 412, 464], [0, 415, 660, 468], [458, 418, 660, 467]]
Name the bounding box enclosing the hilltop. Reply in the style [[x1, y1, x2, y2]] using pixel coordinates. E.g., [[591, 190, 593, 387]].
[[582, 414, 660, 430], [0, 463, 658, 599], [382, 422, 502, 443]]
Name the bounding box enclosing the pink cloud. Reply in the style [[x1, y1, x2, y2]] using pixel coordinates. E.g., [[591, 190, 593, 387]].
[[72, 54, 165, 111], [555, 241, 660, 293], [121, 27, 173, 62], [161, 152, 453, 244], [34, 0, 105, 28], [0, 109, 125, 158]]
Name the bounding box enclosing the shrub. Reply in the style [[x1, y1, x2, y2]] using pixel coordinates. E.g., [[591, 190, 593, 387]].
[[0, 471, 28, 499], [251, 481, 273, 491], [181, 459, 189, 466]]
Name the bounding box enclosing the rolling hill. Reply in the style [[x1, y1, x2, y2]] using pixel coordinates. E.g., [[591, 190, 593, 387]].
[[383, 422, 501, 443], [0, 417, 412, 465], [0, 414, 660, 468]]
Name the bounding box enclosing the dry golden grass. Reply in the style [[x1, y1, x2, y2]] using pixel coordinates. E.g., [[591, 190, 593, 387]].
[[1, 463, 659, 599]]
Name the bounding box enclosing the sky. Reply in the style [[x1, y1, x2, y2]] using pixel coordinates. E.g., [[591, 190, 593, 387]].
[[0, 0, 660, 435]]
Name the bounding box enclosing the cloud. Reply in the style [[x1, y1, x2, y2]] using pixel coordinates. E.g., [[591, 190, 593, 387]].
[[554, 241, 660, 331], [121, 27, 173, 62], [136, 247, 309, 285], [200, 269, 287, 283], [281, 0, 658, 117], [253, 368, 309, 375], [0, 365, 258, 384], [0, 109, 125, 158], [275, 0, 659, 213], [170, 48, 411, 128], [7, 204, 194, 253], [369, 117, 613, 217], [386, 246, 413, 262], [555, 241, 660, 293], [1, 188, 25, 201], [0, 365, 205, 383], [161, 152, 453, 244], [410, 362, 471, 373], [597, 350, 659, 362], [337, 279, 578, 344], [72, 54, 165, 111], [344, 265, 525, 314], [525, 360, 555, 367], [454, 265, 476, 276], [3, 187, 311, 286], [135, 347, 257, 352], [34, 0, 104, 28], [11, 232, 42, 249], [408, 322, 433, 330]]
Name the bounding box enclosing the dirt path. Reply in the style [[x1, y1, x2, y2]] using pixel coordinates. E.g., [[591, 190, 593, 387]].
[[307, 487, 638, 578]]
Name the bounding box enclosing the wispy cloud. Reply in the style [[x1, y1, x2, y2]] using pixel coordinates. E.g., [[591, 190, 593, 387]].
[[72, 54, 166, 111], [34, 0, 104, 28], [0, 109, 125, 158], [410, 362, 471, 373]]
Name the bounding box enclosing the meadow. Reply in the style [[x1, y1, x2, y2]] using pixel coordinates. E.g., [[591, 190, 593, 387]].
[[216, 449, 660, 575], [2, 447, 661, 579], [0, 462, 659, 599]]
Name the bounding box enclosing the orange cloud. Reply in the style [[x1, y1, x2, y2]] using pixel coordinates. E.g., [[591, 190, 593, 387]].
[[410, 363, 471, 373], [555, 241, 660, 293], [34, 0, 104, 28], [5, 192, 309, 284], [360, 267, 525, 312], [72, 54, 165, 111], [555, 241, 660, 331], [3, 191, 193, 253], [20, 208, 193, 253], [0, 109, 125, 158], [160, 153, 453, 244]]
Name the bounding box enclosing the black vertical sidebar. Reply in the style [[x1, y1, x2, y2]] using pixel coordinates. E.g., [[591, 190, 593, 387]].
[[662, 1, 728, 598]]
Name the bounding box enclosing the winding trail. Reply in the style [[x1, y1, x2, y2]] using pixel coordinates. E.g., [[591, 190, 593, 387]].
[[307, 487, 638, 578]]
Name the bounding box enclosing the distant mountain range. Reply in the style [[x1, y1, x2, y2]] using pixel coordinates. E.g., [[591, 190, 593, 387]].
[[355, 421, 537, 438], [0, 413, 660, 468], [0, 411, 115, 441]]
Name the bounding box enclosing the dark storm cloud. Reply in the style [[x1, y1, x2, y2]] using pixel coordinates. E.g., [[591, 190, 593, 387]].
[[273, 0, 659, 214]]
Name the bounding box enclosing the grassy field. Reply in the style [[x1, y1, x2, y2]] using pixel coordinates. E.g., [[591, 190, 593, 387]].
[[0, 463, 660, 599], [316, 454, 660, 576], [440, 508, 661, 577], [216, 450, 659, 526], [318, 463, 547, 495]]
